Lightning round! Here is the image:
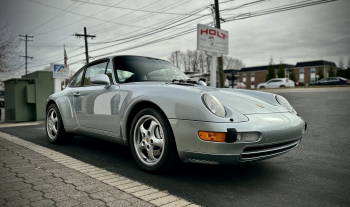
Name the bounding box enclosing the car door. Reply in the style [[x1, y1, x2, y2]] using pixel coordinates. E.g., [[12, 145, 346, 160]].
[[327, 77, 339, 85], [73, 59, 120, 135], [317, 78, 328, 85], [273, 80, 283, 88], [266, 80, 275, 88]]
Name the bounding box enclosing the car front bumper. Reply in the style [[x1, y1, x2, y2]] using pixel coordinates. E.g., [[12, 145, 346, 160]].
[[169, 112, 305, 165]]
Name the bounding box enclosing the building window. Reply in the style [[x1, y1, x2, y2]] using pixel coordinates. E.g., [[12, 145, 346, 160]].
[[310, 68, 316, 82], [251, 73, 255, 77], [299, 68, 304, 83], [243, 73, 246, 77]]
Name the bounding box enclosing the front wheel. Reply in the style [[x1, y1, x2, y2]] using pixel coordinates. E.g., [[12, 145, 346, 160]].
[[130, 108, 180, 173], [46, 104, 74, 144], [280, 85, 286, 88]]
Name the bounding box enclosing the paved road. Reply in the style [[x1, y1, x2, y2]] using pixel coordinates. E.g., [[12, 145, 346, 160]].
[[1, 88, 350, 207]]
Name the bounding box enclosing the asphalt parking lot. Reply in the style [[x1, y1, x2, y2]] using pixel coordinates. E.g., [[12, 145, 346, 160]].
[[1, 87, 350, 207]]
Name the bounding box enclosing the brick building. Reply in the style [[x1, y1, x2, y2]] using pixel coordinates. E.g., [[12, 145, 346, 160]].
[[238, 60, 337, 88], [238, 64, 294, 89], [291, 60, 337, 84]]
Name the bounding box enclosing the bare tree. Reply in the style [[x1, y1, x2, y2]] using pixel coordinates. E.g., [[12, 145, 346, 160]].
[[338, 57, 345, 69], [168, 52, 176, 66], [0, 11, 23, 78], [198, 52, 205, 73], [222, 55, 245, 70], [168, 49, 245, 72], [347, 57, 350, 69]]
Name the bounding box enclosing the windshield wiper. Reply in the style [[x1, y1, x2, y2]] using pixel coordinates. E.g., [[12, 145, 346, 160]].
[[172, 79, 185, 83]]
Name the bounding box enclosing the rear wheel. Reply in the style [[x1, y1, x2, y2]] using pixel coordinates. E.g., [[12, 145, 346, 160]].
[[280, 85, 286, 88], [46, 104, 74, 144], [260, 86, 265, 89], [130, 108, 180, 173]]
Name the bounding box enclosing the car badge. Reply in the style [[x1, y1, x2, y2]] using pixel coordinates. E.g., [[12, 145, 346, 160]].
[[146, 138, 149, 142], [257, 104, 264, 108]]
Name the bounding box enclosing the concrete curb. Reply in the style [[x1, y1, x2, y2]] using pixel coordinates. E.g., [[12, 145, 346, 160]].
[[0, 131, 200, 207]]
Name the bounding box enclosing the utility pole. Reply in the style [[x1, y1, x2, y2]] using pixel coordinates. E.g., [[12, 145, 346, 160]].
[[75, 27, 96, 64], [175, 50, 180, 67], [214, 0, 225, 88], [19, 34, 34, 75]]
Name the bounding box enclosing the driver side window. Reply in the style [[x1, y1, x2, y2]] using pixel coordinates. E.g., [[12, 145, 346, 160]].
[[83, 61, 109, 86]]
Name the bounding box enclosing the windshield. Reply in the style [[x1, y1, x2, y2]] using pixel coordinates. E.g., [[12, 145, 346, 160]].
[[114, 56, 189, 83], [0, 91, 4, 98]]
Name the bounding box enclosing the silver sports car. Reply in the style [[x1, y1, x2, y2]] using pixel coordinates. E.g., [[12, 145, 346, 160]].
[[46, 55, 307, 173]]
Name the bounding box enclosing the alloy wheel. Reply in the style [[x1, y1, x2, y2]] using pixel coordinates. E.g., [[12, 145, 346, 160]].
[[46, 108, 58, 140], [133, 115, 165, 166]]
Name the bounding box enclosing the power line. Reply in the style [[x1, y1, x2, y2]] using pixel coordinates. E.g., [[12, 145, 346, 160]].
[[91, 0, 199, 39], [89, 9, 209, 45], [25, 1, 205, 69], [20, 1, 78, 35], [28, 0, 204, 30], [27, 0, 198, 58], [78, 0, 338, 60], [223, 0, 337, 21], [71, 0, 205, 16], [88, 0, 165, 33], [27, 0, 337, 70], [35, 0, 128, 36]]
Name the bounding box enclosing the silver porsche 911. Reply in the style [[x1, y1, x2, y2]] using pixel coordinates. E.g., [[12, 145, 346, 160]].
[[46, 55, 307, 173]]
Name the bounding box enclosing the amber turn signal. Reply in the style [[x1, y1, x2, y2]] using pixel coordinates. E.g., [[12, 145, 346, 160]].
[[198, 131, 226, 142]]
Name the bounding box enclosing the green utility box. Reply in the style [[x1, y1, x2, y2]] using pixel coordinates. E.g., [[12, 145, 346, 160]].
[[4, 71, 54, 122]]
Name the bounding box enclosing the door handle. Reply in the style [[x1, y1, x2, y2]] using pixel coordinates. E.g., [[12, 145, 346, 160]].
[[73, 92, 81, 97]]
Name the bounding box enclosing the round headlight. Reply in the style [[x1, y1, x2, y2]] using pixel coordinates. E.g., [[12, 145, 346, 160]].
[[276, 95, 296, 114], [202, 94, 226, 117]]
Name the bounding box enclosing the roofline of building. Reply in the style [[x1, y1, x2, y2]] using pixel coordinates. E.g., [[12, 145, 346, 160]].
[[241, 63, 294, 69], [291, 65, 335, 69], [295, 59, 335, 64]]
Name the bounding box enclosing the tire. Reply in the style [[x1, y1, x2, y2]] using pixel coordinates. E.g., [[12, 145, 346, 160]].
[[280, 85, 286, 88], [45, 104, 74, 144], [130, 108, 180, 173], [260, 86, 265, 89]]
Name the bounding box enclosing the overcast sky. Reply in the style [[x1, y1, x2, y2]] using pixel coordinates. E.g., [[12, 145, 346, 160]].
[[1, 0, 350, 76]]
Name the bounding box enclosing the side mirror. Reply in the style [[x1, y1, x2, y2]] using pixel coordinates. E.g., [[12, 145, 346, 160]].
[[198, 80, 207, 86], [90, 74, 110, 87]]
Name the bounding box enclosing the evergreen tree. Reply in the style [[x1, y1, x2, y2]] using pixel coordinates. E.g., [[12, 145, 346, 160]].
[[328, 67, 335, 77], [289, 70, 296, 82], [346, 57, 350, 79], [317, 69, 324, 81], [266, 56, 276, 81], [277, 62, 285, 78], [337, 68, 345, 77]]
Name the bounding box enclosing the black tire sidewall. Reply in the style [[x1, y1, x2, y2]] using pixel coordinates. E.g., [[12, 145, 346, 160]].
[[130, 108, 176, 173]]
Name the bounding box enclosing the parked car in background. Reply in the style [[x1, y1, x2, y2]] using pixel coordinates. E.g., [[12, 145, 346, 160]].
[[233, 82, 246, 89], [258, 78, 295, 89], [306, 77, 350, 86]]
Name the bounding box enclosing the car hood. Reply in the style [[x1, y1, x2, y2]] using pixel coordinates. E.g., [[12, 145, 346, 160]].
[[130, 82, 288, 115], [209, 90, 288, 114]]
